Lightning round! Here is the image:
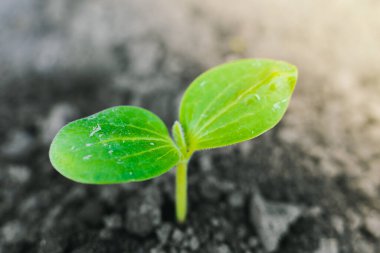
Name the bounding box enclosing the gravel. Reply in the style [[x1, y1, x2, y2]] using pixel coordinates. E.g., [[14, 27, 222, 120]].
[[1, 130, 34, 159], [364, 213, 380, 239], [314, 238, 339, 253], [125, 186, 162, 237], [250, 191, 303, 252]]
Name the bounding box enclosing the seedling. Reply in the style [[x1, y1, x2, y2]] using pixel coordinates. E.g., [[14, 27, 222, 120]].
[[49, 59, 297, 223]]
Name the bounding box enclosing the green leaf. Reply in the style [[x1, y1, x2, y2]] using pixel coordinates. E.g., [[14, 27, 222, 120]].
[[179, 59, 298, 151], [49, 106, 180, 184]]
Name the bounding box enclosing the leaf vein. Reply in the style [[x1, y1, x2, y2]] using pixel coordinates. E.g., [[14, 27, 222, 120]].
[[120, 145, 173, 160], [190, 72, 257, 130], [156, 149, 177, 161], [100, 137, 169, 144], [192, 72, 278, 139], [197, 112, 258, 140]]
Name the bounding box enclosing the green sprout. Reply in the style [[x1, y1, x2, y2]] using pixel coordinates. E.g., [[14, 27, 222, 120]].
[[49, 59, 298, 223]]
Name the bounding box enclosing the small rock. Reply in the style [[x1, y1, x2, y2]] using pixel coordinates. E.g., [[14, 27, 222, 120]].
[[305, 206, 323, 217], [99, 187, 120, 205], [228, 191, 244, 208], [1, 130, 34, 159], [156, 223, 172, 245], [99, 229, 112, 240], [125, 187, 162, 237], [314, 238, 338, 253], [238, 141, 254, 158], [1, 220, 25, 244], [250, 191, 303, 252], [211, 218, 220, 227], [150, 248, 166, 253], [347, 210, 362, 230], [214, 231, 225, 242], [216, 244, 231, 253], [365, 213, 380, 238], [218, 180, 236, 193], [199, 154, 213, 172], [353, 234, 375, 253], [331, 216, 344, 235], [172, 229, 184, 244], [7, 165, 31, 184], [103, 214, 122, 229], [189, 236, 200, 251], [186, 227, 194, 236], [41, 103, 78, 143], [248, 237, 258, 248]]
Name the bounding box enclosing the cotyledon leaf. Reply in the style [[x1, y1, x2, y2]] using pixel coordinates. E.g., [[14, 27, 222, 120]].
[[49, 106, 181, 184], [179, 59, 298, 151]]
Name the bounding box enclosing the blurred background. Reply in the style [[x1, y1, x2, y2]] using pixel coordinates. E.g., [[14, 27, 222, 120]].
[[0, 0, 380, 252]]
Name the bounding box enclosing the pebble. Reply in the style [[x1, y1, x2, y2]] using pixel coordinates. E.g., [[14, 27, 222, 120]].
[[347, 210, 362, 230], [199, 154, 213, 172], [250, 191, 303, 252], [314, 238, 338, 253], [238, 141, 254, 158], [364, 213, 380, 238], [248, 237, 259, 248], [99, 187, 120, 206], [228, 191, 245, 208], [211, 218, 220, 227], [189, 236, 200, 251], [125, 187, 162, 237], [305, 206, 323, 217], [98, 229, 112, 240], [1, 220, 25, 244], [156, 223, 172, 245], [331, 216, 344, 235], [150, 248, 166, 253], [7, 165, 31, 184], [214, 231, 226, 242], [1, 130, 34, 159], [41, 103, 78, 143], [103, 214, 122, 229], [352, 234, 375, 253], [216, 244, 231, 253], [172, 229, 184, 244]]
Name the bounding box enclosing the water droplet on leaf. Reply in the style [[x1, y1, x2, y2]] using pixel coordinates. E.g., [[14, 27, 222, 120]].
[[83, 155, 92, 160], [90, 124, 101, 137]]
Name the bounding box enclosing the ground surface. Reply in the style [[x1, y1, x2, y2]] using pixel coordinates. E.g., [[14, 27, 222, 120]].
[[0, 0, 380, 252]]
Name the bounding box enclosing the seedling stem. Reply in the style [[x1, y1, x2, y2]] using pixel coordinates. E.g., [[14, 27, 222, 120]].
[[176, 160, 188, 223]]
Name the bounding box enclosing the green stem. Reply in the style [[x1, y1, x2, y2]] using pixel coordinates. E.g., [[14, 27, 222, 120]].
[[176, 161, 188, 223]]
